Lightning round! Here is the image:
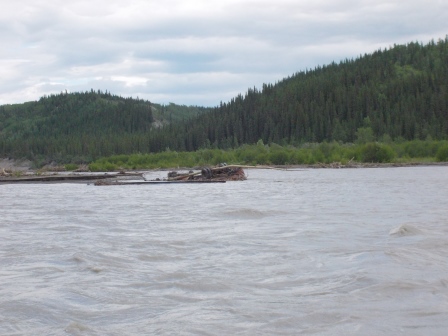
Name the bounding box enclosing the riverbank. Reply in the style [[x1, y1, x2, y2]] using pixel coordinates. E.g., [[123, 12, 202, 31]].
[[286, 161, 448, 169], [1, 159, 448, 185], [2, 157, 448, 175]]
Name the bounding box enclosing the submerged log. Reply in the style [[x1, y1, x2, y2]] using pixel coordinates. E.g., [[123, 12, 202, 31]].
[[0, 172, 143, 183], [94, 180, 226, 186]]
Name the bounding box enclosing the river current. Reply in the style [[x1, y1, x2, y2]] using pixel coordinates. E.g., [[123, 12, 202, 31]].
[[1, 167, 448, 335]]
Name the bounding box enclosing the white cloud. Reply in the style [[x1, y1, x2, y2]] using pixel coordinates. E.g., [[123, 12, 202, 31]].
[[0, 0, 446, 106]]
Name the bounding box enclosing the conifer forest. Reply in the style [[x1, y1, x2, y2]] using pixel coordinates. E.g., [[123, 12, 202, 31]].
[[1, 37, 447, 166]]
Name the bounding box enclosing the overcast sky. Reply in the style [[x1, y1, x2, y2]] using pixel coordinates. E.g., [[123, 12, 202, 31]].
[[1, 0, 446, 107]]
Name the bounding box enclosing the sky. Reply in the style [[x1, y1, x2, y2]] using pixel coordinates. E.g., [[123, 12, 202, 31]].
[[1, 0, 447, 107]]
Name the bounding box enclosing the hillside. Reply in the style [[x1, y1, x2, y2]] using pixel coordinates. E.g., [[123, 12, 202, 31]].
[[1, 37, 447, 164], [146, 37, 448, 152], [0, 90, 209, 163]]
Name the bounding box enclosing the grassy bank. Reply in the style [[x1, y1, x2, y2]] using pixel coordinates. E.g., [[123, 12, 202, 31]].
[[87, 140, 448, 172]]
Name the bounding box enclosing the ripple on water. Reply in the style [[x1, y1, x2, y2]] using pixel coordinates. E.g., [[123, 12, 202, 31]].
[[221, 208, 269, 219]]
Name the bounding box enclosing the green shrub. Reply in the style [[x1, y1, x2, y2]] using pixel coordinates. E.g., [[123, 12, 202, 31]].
[[88, 163, 101, 172], [88, 162, 117, 172], [436, 145, 448, 162], [255, 152, 269, 165], [64, 163, 78, 171], [269, 151, 289, 165], [311, 147, 326, 163], [360, 143, 395, 163]]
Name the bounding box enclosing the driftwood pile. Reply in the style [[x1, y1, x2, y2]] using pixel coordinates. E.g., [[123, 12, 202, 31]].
[[167, 164, 247, 182], [1, 168, 11, 177], [93, 165, 246, 186]]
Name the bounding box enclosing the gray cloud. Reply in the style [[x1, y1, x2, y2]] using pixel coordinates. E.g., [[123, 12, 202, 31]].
[[0, 0, 446, 106]]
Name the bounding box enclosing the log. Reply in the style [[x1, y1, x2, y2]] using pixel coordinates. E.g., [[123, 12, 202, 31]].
[[0, 172, 143, 183]]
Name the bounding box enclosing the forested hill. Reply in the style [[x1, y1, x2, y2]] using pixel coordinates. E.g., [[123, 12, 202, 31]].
[[1, 37, 448, 163], [0, 90, 208, 162], [147, 37, 448, 152]]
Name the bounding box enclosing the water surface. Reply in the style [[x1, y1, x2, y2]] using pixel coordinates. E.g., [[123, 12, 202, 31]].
[[1, 167, 448, 335]]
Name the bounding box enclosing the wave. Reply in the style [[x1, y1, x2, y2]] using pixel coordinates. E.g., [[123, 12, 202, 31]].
[[389, 224, 422, 237]]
